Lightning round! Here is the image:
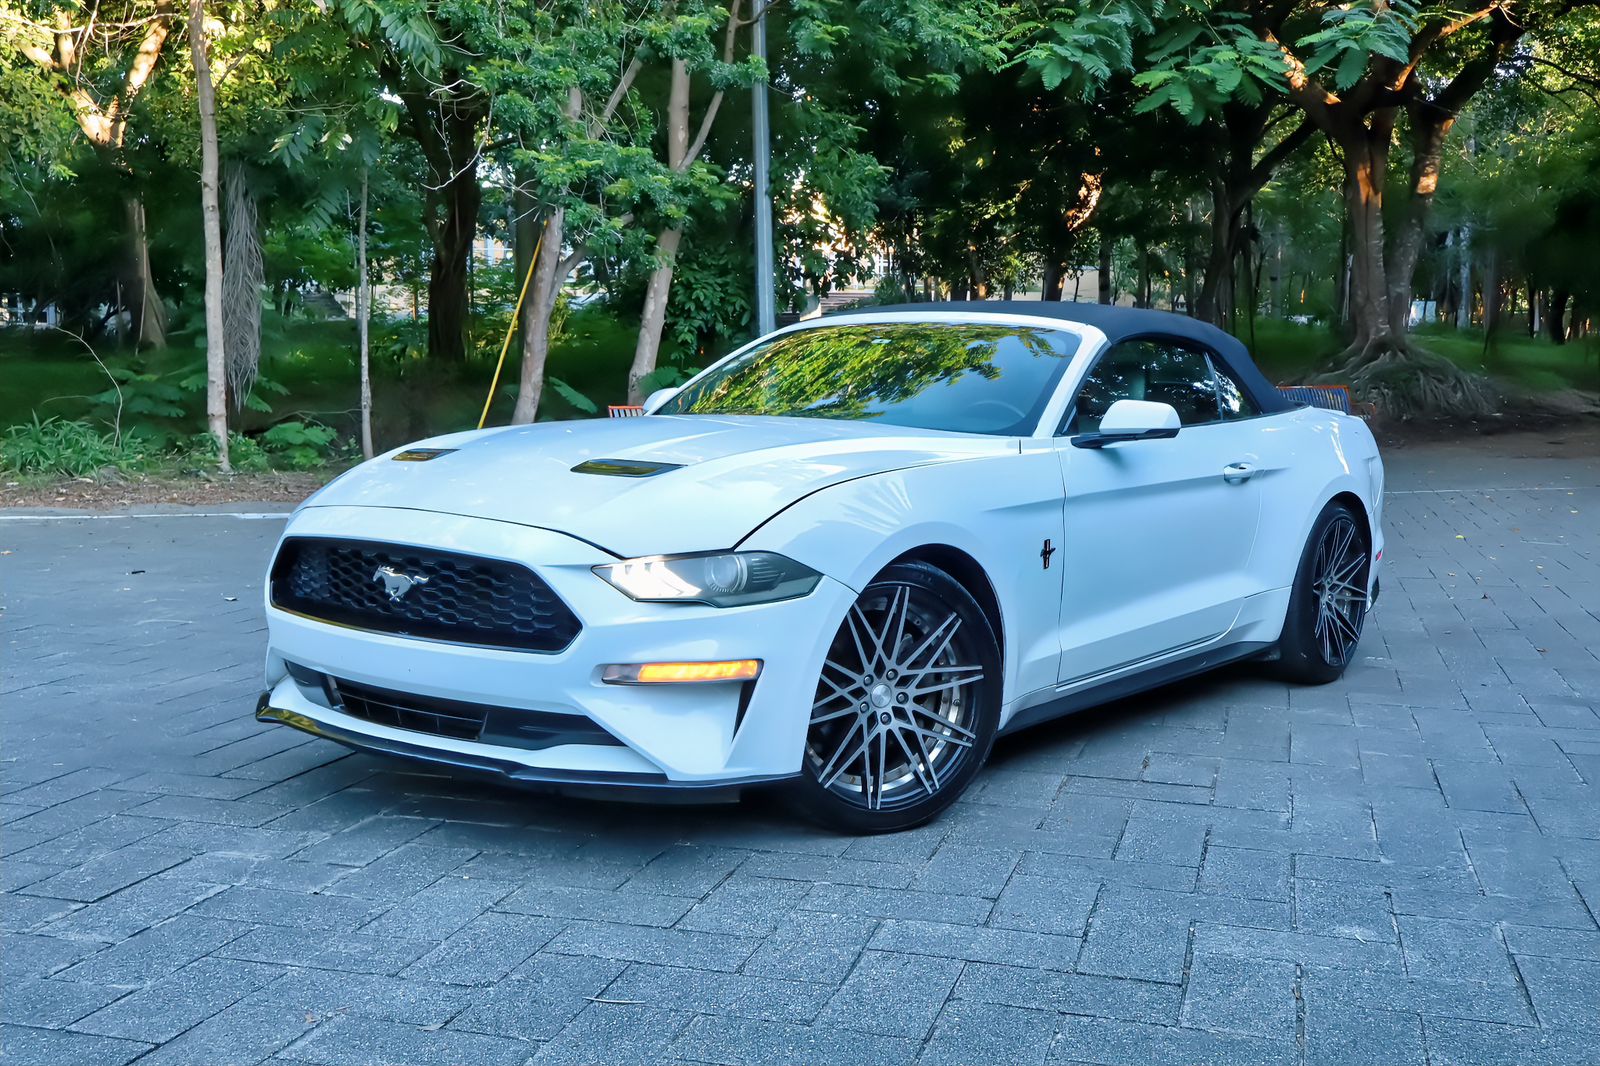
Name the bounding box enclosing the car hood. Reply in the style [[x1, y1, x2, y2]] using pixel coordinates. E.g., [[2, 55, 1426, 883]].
[[304, 415, 1015, 557]]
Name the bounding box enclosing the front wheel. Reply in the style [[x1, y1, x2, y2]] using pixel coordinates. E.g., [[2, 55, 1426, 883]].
[[1274, 500, 1371, 684], [791, 562, 1001, 833]]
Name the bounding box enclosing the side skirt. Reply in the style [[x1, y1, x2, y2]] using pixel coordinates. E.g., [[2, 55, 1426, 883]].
[[998, 640, 1273, 737]]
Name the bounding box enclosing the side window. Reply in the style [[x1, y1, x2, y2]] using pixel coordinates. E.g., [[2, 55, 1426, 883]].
[[1211, 360, 1261, 420], [1066, 339, 1220, 434]]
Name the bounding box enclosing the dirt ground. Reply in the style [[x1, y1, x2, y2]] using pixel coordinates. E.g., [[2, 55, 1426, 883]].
[[3, 416, 1595, 513], [1, 469, 334, 511]]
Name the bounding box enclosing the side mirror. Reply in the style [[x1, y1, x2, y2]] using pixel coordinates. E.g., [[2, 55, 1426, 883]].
[[643, 386, 680, 413], [1072, 399, 1181, 449]]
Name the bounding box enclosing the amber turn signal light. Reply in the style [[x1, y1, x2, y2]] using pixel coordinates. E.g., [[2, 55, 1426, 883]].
[[602, 660, 762, 684]]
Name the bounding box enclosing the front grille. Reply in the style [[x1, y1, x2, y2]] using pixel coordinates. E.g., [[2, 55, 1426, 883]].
[[336, 677, 486, 740], [271, 537, 581, 652], [327, 675, 624, 750]]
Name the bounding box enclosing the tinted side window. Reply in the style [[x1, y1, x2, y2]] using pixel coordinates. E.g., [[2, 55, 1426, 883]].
[[1211, 360, 1260, 420], [1067, 340, 1220, 434]]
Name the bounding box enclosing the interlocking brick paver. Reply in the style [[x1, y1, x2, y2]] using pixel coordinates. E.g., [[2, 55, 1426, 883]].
[[282, 1014, 530, 1066], [449, 953, 626, 1039], [3, 430, 1598, 1063], [816, 950, 961, 1037], [402, 910, 565, 985], [920, 1000, 1057, 1066], [0, 1024, 150, 1066]]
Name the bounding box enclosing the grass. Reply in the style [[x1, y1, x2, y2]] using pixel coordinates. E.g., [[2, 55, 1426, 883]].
[[0, 305, 700, 456], [1240, 318, 1600, 394], [0, 332, 113, 428]]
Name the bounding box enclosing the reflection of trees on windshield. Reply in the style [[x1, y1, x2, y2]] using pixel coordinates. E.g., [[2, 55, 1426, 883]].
[[669, 324, 1062, 425]]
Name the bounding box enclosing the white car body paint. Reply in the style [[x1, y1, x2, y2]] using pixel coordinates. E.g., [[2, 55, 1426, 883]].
[[259, 309, 1384, 791]]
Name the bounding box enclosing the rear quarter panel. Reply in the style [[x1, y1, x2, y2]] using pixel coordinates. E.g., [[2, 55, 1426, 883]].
[[1251, 407, 1384, 591]]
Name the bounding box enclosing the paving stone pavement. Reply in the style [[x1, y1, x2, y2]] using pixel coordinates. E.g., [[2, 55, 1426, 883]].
[[2, 427, 1598, 1066]]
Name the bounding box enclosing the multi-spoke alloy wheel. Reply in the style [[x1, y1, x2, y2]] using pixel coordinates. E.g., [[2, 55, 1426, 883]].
[[1275, 501, 1371, 684], [1310, 514, 1369, 668], [794, 562, 1000, 833]]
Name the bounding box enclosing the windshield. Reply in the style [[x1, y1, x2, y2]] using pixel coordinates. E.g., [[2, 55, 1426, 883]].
[[657, 321, 1081, 436]]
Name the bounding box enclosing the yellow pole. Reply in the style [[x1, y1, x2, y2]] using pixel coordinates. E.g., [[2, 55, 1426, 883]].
[[477, 230, 545, 430]]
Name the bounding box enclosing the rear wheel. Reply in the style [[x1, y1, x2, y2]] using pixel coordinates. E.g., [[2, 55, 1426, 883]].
[[791, 562, 1001, 833], [1274, 501, 1371, 684]]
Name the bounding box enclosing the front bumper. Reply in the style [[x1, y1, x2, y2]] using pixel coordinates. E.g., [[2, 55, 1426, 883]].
[[259, 505, 856, 790]]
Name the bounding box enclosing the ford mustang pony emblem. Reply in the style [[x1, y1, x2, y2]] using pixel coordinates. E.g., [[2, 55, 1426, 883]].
[[373, 565, 429, 603]]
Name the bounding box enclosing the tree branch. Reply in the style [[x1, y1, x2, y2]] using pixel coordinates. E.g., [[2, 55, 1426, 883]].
[[1530, 54, 1600, 90], [680, 0, 744, 170], [114, 2, 173, 123], [590, 55, 641, 136], [1264, 31, 1339, 129], [1246, 118, 1315, 192]]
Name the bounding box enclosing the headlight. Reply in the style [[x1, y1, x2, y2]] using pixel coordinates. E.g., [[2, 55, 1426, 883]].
[[593, 551, 821, 607]]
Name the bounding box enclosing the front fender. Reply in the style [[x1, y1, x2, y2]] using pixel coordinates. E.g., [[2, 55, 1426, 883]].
[[739, 446, 1066, 706]]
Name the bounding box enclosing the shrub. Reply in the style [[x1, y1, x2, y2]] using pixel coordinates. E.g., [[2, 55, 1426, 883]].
[[0, 417, 152, 478], [260, 420, 339, 469]]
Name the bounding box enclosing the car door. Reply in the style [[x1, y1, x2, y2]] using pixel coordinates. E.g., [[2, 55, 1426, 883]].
[[1054, 337, 1265, 684]]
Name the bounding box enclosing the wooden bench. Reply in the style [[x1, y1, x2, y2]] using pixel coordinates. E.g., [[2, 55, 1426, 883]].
[[1277, 385, 1376, 419], [607, 405, 646, 418]]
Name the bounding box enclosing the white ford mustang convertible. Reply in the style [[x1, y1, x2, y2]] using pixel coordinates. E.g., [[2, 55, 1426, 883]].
[[258, 303, 1384, 832]]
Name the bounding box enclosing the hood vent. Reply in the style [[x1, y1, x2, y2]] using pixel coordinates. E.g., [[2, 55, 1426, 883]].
[[571, 458, 684, 478]]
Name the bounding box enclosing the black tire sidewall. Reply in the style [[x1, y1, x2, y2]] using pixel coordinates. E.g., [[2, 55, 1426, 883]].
[[790, 561, 1002, 834], [1276, 500, 1369, 685]]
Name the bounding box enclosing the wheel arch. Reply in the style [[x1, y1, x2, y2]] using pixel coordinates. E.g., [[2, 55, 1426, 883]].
[[1328, 490, 1374, 546], [885, 544, 1005, 667]]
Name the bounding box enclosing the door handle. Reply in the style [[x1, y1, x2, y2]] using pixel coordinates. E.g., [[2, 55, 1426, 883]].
[[1222, 462, 1256, 484]]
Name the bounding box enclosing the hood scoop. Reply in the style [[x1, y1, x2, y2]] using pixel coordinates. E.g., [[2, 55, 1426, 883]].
[[571, 458, 685, 478]]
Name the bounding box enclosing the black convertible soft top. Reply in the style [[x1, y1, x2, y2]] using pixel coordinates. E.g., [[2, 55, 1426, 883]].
[[831, 300, 1292, 414]]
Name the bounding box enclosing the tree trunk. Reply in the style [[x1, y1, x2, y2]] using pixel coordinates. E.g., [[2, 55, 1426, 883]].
[[1184, 201, 1197, 315], [1196, 178, 1235, 328], [1456, 225, 1472, 328], [357, 169, 373, 458], [189, 0, 228, 471], [628, 58, 693, 403], [425, 159, 481, 363], [1337, 121, 1398, 362], [124, 194, 167, 348], [628, 227, 683, 403], [1041, 262, 1064, 301], [1315, 115, 1494, 416], [511, 209, 567, 425], [1482, 251, 1502, 336], [1097, 239, 1111, 305], [1386, 111, 1452, 337], [1548, 290, 1571, 344]]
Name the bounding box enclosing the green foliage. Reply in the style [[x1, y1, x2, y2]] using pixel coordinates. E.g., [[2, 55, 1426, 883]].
[[1298, 0, 1419, 89], [1134, 16, 1289, 120], [547, 377, 600, 415], [1013, 5, 1153, 97], [637, 365, 695, 396], [89, 367, 187, 421], [0, 417, 153, 478], [260, 419, 340, 468], [668, 246, 752, 354]]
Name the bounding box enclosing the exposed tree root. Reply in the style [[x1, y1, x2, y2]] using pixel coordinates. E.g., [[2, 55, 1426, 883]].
[[1312, 340, 1498, 420]]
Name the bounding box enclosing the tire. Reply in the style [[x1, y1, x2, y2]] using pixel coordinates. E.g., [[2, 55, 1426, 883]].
[[1274, 500, 1372, 684], [790, 561, 1002, 833]]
